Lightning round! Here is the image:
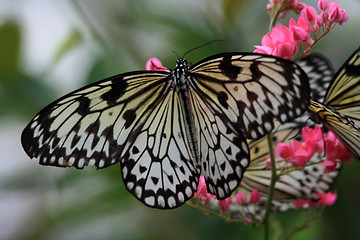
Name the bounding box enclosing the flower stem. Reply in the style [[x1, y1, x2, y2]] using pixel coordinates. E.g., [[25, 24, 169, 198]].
[[264, 133, 277, 240]]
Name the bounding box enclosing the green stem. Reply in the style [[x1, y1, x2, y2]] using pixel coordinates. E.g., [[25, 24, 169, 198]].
[[283, 210, 323, 240], [264, 133, 277, 240], [268, 1, 287, 32]]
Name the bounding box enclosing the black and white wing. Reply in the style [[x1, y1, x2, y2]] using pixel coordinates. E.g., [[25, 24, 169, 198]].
[[187, 53, 310, 199], [21, 71, 201, 209]]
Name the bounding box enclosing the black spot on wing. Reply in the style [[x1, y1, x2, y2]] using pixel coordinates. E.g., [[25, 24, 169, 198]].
[[217, 91, 229, 108], [249, 61, 261, 81], [219, 55, 241, 79], [344, 62, 360, 76], [100, 78, 127, 104], [123, 109, 136, 129], [76, 96, 91, 115]]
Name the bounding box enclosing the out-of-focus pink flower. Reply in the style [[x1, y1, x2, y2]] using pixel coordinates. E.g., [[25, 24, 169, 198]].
[[145, 58, 169, 72], [319, 131, 351, 173], [266, 157, 279, 168], [318, 0, 330, 11], [327, 1, 349, 25], [289, 17, 309, 42], [301, 6, 318, 23], [275, 140, 311, 168], [289, 16, 314, 47], [249, 189, 261, 204], [267, 0, 305, 16], [320, 158, 338, 173], [317, 191, 337, 206], [275, 142, 292, 159], [219, 197, 232, 212], [302, 125, 324, 156], [292, 2, 306, 14], [338, 9, 349, 25], [292, 199, 319, 209], [194, 176, 213, 205], [328, 2, 340, 22], [243, 217, 252, 225], [254, 24, 298, 60], [235, 192, 248, 205]]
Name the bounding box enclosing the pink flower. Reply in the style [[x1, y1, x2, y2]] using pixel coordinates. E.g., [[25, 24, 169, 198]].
[[218, 197, 232, 212], [325, 131, 351, 162], [327, 2, 349, 25], [318, 0, 330, 11], [320, 158, 338, 173], [289, 17, 309, 42], [292, 2, 306, 14], [249, 189, 261, 204], [235, 192, 248, 205], [292, 199, 319, 209], [275, 142, 292, 159], [254, 24, 298, 60], [338, 8, 349, 25], [317, 191, 337, 206], [275, 140, 311, 168], [194, 176, 213, 205], [292, 199, 310, 208], [301, 6, 318, 23], [243, 217, 252, 225], [145, 58, 169, 71], [302, 126, 324, 155], [328, 2, 340, 22]]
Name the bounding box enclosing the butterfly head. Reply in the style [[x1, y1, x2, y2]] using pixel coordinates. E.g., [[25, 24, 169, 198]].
[[173, 58, 190, 91]]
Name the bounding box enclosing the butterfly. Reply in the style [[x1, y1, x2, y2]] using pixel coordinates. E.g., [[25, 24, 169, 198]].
[[21, 52, 310, 209], [308, 47, 360, 166], [240, 53, 338, 202], [195, 54, 338, 221]]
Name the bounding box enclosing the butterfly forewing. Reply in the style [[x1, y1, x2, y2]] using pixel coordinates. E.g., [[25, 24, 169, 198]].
[[308, 48, 360, 165], [21, 71, 169, 169], [190, 53, 310, 140], [325, 48, 360, 126]]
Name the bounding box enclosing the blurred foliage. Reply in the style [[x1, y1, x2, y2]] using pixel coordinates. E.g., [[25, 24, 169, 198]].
[[1, 0, 359, 239]]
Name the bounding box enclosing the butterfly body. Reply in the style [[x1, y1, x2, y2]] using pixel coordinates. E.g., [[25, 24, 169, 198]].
[[22, 52, 310, 208]]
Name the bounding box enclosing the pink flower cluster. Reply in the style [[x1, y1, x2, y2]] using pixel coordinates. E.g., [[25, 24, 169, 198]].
[[255, 0, 349, 59], [272, 126, 351, 172], [267, 0, 306, 17], [293, 191, 337, 208], [194, 176, 262, 212]]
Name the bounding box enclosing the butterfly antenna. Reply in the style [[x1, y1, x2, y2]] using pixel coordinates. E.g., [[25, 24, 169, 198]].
[[172, 51, 181, 60], [182, 40, 224, 58]]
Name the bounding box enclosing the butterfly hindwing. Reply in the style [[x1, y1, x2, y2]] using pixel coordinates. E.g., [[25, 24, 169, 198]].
[[297, 53, 334, 102], [190, 88, 250, 199], [240, 53, 339, 201], [121, 89, 200, 208]]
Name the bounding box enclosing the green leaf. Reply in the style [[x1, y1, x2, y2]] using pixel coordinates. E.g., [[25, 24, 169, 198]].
[[0, 20, 21, 78]]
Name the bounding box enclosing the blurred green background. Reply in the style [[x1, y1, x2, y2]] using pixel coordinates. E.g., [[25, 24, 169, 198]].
[[1, 0, 359, 239]]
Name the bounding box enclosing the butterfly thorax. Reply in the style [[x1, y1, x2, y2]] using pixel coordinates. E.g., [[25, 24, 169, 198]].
[[173, 58, 190, 91]]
